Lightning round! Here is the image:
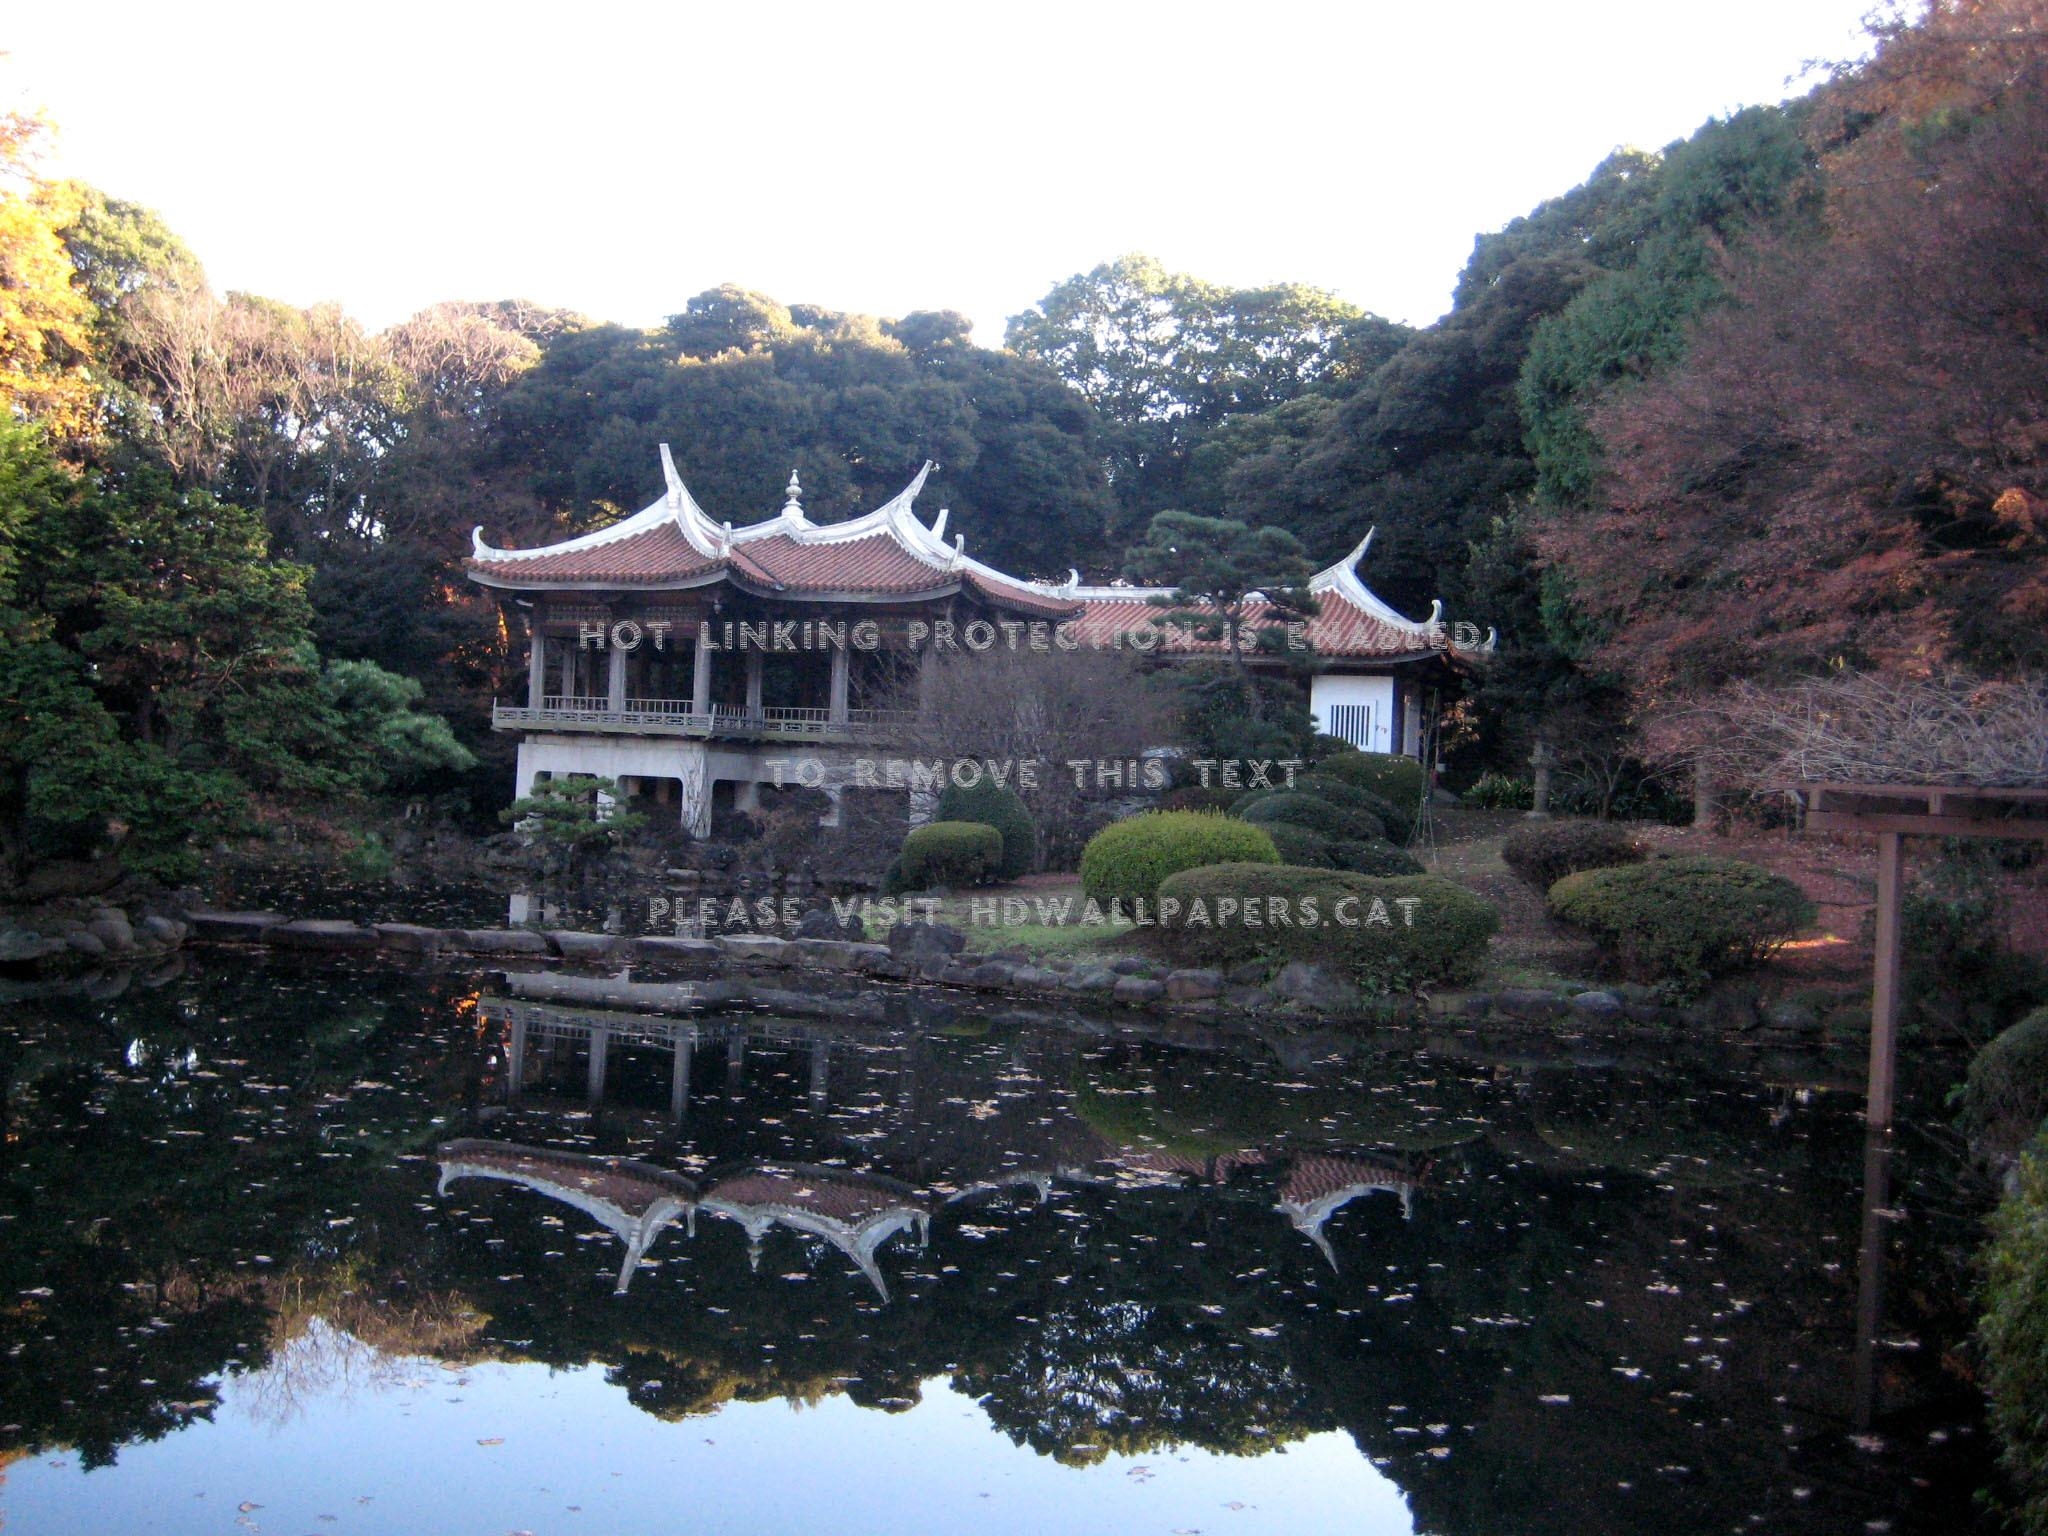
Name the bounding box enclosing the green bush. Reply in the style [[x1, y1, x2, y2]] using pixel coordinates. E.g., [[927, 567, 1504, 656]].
[[1156, 864, 1499, 993], [1240, 790, 1385, 844], [935, 777, 1035, 880], [1080, 810, 1279, 908], [1261, 822, 1335, 869], [1899, 849, 2048, 1041], [1311, 751, 1427, 811], [1983, 1137, 2048, 1535], [1305, 773, 1415, 845], [900, 820, 1003, 889], [1464, 771, 1534, 810], [1962, 1007, 2048, 1152], [1548, 856, 1815, 999], [1501, 818, 1646, 890]]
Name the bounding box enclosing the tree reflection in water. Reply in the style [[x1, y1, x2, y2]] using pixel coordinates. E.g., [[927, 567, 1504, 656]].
[[0, 955, 2001, 1532]]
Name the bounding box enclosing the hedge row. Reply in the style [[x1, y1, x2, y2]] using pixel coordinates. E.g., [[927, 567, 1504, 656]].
[[1155, 863, 1498, 993]]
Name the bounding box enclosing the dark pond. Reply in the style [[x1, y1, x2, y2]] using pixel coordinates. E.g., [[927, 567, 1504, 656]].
[[0, 953, 1997, 1534]]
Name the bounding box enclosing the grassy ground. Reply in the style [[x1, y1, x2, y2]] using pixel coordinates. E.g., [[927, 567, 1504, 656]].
[[923, 875, 1139, 960]]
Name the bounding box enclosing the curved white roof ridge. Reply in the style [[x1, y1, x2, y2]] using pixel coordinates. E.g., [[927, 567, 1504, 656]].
[[1308, 529, 1436, 637], [470, 495, 675, 564], [662, 443, 725, 559]]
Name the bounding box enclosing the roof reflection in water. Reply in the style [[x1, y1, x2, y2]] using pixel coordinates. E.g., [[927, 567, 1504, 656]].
[[449, 993, 1427, 1299]]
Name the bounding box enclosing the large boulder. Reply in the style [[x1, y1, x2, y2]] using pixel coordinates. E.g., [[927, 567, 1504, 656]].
[[547, 930, 626, 963], [887, 920, 967, 963], [186, 911, 287, 942], [718, 933, 793, 966], [372, 922, 445, 954], [796, 905, 867, 941]]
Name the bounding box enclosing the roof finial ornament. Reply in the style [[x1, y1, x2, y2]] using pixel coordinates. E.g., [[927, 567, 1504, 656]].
[[782, 468, 804, 521]]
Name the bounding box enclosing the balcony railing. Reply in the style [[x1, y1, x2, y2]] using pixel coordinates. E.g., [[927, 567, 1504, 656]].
[[494, 699, 921, 743]]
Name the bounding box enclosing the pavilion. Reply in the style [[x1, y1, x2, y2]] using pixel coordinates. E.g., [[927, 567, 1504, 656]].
[[466, 448, 1492, 833]]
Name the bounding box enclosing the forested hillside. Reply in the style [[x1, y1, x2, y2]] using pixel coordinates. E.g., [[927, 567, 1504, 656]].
[[1, 0, 2041, 882]]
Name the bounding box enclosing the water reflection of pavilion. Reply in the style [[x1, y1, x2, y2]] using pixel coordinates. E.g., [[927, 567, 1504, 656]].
[[452, 994, 1425, 1294]]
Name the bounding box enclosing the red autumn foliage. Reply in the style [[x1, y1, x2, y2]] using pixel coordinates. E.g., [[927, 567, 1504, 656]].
[[1539, 0, 2048, 754]]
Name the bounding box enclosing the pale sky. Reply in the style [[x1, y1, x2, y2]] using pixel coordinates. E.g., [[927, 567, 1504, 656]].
[[5, 0, 1883, 343]]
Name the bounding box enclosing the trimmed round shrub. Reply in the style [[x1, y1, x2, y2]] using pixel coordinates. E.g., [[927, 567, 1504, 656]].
[[1259, 825, 1426, 877], [1080, 810, 1279, 908], [1306, 773, 1415, 845], [1240, 791, 1386, 844], [901, 820, 1003, 889], [1962, 1007, 2048, 1152], [1311, 751, 1427, 811], [1237, 773, 1414, 846], [1548, 856, 1815, 998], [1501, 818, 1646, 890], [935, 777, 1035, 880], [1156, 863, 1499, 993], [1984, 1138, 2048, 1535]]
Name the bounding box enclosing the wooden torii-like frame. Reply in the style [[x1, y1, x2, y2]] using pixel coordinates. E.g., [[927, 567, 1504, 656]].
[[1795, 783, 2048, 1128]]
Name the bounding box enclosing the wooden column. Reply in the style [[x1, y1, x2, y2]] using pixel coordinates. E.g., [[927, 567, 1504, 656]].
[[607, 642, 627, 712], [558, 641, 575, 701], [1867, 830, 1904, 1129], [527, 627, 547, 709], [744, 649, 764, 719]]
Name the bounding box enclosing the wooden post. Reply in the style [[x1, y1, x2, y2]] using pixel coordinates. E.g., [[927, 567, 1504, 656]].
[[607, 642, 627, 713], [527, 626, 547, 709], [1868, 830, 1904, 1129], [744, 649, 764, 719]]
